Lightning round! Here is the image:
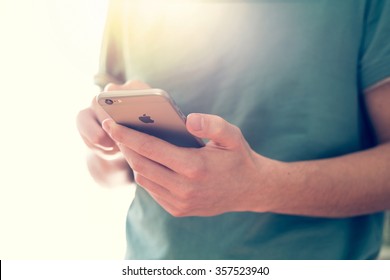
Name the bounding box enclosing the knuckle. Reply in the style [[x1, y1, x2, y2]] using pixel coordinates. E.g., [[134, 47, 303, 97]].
[[185, 157, 206, 179], [214, 115, 226, 128], [170, 209, 188, 218], [215, 115, 226, 126], [180, 188, 196, 201], [232, 125, 244, 143], [168, 197, 196, 217], [184, 165, 204, 179], [204, 116, 223, 136], [232, 124, 242, 136], [170, 210, 182, 218]]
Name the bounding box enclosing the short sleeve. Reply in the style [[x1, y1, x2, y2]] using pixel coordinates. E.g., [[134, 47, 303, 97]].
[[359, 0, 390, 90], [94, 0, 127, 89]]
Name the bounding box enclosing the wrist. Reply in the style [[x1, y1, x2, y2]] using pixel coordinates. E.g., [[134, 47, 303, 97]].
[[249, 154, 296, 213]]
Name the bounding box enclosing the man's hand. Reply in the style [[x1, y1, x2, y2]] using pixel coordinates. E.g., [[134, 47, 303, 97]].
[[76, 80, 151, 186], [77, 92, 120, 160], [102, 113, 280, 216], [101, 81, 390, 217], [78, 78, 390, 216]]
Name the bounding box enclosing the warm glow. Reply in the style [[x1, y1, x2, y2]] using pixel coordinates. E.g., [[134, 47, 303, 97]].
[[0, 0, 132, 259], [135, 0, 203, 22]]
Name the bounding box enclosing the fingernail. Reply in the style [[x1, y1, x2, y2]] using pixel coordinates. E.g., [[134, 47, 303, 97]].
[[187, 114, 203, 131], [102, 119, 114, 134]]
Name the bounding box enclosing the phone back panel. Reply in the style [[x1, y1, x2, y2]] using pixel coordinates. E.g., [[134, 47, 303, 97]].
[[98, 89, 204, 148]]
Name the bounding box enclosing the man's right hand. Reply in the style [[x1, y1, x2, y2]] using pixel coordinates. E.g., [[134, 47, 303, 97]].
[[77, 90, 120, 160], [76, 80, 151, 186]]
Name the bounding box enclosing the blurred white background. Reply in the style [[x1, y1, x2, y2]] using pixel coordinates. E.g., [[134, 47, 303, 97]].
[[0, 0, 133, 259], [1, 0, 389, 261]]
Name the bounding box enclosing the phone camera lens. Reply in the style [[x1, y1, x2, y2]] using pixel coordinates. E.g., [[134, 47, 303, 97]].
[[105, 99, 114, 105]]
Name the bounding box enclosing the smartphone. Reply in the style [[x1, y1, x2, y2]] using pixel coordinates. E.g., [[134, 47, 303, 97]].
[[97, 89, 204, 148]]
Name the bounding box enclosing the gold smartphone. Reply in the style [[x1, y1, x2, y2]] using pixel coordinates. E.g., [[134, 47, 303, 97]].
[[97, 89, 204, 148]]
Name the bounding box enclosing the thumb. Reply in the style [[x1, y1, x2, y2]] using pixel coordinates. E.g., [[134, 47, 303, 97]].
[[186, 113, 242, 148]]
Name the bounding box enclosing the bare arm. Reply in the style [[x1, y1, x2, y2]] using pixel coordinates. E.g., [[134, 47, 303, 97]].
[[266, 81, 390, 217], [100, 80, 390, 217]]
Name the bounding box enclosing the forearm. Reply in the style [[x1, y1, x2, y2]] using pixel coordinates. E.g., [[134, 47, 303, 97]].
[[86, 152, 134, 187], [266, 142, 390, 217]]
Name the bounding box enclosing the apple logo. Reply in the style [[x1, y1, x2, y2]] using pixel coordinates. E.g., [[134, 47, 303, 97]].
[[138, 114, 154, 124]]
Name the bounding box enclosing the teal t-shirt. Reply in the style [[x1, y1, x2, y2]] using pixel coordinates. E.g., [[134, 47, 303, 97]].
[[95, 0, 390, 259]]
